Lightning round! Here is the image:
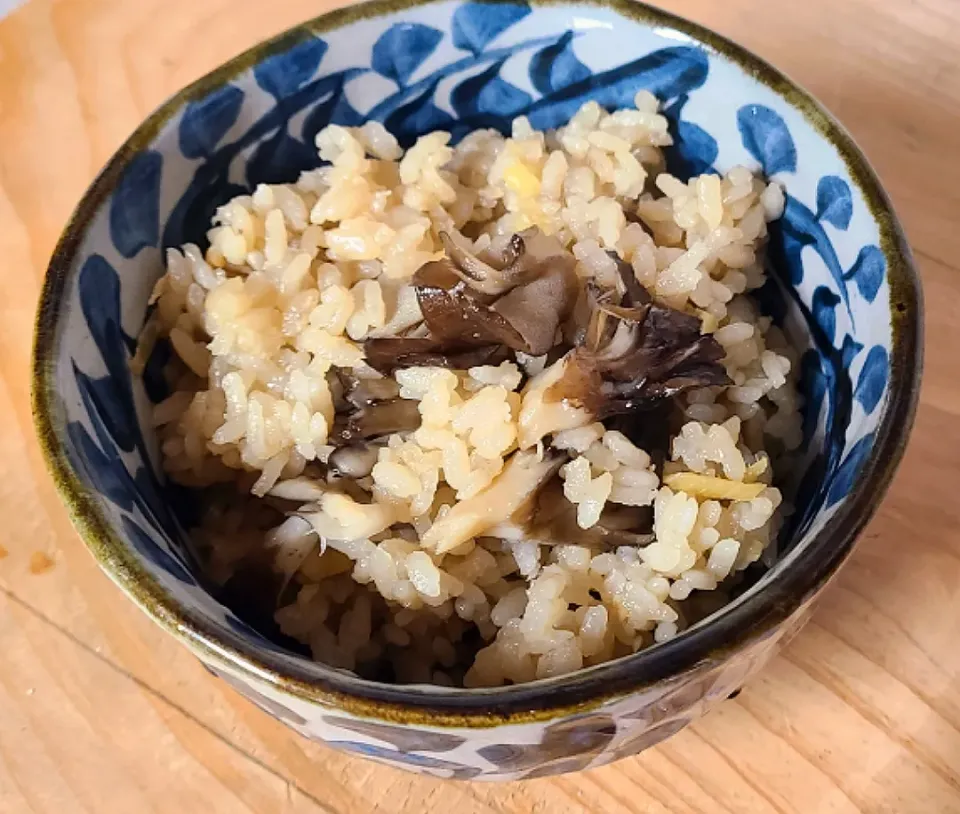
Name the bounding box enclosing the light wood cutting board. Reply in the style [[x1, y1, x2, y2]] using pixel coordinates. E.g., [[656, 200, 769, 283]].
[[1, 0, 957, 811]]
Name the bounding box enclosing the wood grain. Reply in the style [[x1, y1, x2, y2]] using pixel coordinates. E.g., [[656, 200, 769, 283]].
[[1, 0, 957, 811]]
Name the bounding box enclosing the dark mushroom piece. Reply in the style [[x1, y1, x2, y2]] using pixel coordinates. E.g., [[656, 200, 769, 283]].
[[328, 444, 380, 479], [439, 231, 529, 296], [330, 398, 421, 445], [363, 337, 510, 375], [413, 233, 578, 358], [606, 250, 651, 307], [340, 373, 400, 407], [490, 481, 655, 550], [361, 228, 579, 372], [363, 337, 510, 374], [546, 285, 731, 420], [327, 367, 348, 412], [491, 259, 578, 356]]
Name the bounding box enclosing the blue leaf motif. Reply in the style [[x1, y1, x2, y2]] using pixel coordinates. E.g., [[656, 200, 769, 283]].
[[322, 717, 467, 752], [793, 449, 828, 531], [452, 1, 531, 55], [121, 515, 196, 585], [736, 105, 797, 175], [383, 78, 456, 147], [72, 361, 179, 539], [451, 59, 532, 119], [366, 34, 557, 125], [65, 421, 135, 511], [675, 122, 718, 175], [303, 78, 363, 145], [526, 46, 708, 132], [529, 31, 589, 95], [776, 195, 856, 322], [110, 150, 162, 258], [179, 85, 245, 159], [812, 286, 841, 344], [753, 269, 789, 327], [327, 741, 481, 777], [815, 176, 852, 230], [826, 433, 875, 507], [78, 254, 134, 381], [854, 345, 888, 414], [165, 182, 248, 251], [246, 130, 317, 188], [142, 337, 172, 404], [254, 37, 328, 99], [764, 260, 858, 539], [767, 203, 805, 287], [844, 245, 885, 303], [663, 96, 718, 178], [840, 334, 864, 368], [372, 23, 443, 86], [74, 364, 137, 453], [799, 349, 828, 445]]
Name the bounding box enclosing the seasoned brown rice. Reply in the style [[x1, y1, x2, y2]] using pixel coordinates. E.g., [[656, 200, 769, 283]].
[[136, 92, 800, 687]]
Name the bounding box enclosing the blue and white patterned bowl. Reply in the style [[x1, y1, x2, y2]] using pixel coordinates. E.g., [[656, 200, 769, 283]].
[[33, 0, 921, 780]]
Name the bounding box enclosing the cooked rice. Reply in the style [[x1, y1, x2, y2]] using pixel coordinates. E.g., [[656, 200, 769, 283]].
[[137, 92, 800, 687]]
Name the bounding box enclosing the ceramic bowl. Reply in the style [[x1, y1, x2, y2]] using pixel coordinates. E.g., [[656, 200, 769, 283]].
[[33, 0, 921, 781]]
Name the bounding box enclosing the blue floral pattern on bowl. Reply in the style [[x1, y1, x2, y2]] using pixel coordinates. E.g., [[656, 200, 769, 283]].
[[35, 0, 919, 780]]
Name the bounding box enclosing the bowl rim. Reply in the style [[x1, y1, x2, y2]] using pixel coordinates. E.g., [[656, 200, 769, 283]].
[[32, 0, 922, 726]]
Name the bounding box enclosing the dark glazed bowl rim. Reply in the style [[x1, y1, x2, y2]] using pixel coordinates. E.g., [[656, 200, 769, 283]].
[[32, 0, 922, 726]]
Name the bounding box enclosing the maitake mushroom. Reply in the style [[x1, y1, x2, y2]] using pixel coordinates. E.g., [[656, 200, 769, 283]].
[[545, 254, 731, 419], [364, 228, 577, 372], [365, 232, 728, 422], [261, 231, 735, 581], [328, 370, 419, 446]]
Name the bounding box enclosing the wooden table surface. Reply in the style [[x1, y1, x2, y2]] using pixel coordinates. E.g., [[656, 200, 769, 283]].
[[1, 0, 958, 811]]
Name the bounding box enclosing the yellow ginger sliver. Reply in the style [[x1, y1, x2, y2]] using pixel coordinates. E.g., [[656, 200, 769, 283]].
[[503, 161, 541, 198], [697, 310, 719, 334], [743, 457, 769, 483], [663, 472, 765, 502]]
